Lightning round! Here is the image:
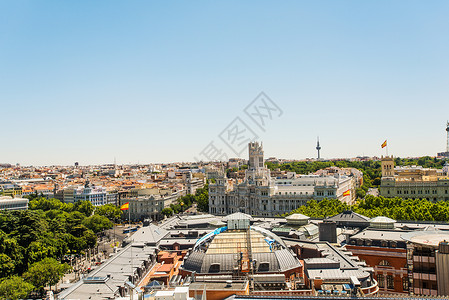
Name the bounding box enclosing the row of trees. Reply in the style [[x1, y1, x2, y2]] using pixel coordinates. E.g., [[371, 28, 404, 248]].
[[0, 196, 122, 299], [284, 195, 449, 222], [161, 183, 209, 217]]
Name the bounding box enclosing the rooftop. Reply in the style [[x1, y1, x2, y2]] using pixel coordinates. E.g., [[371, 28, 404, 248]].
[[350, 228, 406, 242], [326, 211, 370, 224], [401, 230, 449, 247]]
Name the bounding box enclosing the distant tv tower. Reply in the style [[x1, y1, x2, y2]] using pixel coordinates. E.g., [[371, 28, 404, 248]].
[[316, 137, 321, 160]]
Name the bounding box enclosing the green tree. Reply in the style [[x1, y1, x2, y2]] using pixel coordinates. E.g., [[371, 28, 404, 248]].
[[0, 276, 34, 300], [355, 188, 366, 199], [95, 204, 122, 221], [372, 177, 381, 186], [29, 197, 63, 211], [197, 193, 209, 212], [194, 183, 209, 212], [26, 240, 58, 266], [161, 207, 173, 217], [24, 258, 71, 293], [82, 214, 113, 233], [75, 200, 94, 217], [0, 254, 14, 279]]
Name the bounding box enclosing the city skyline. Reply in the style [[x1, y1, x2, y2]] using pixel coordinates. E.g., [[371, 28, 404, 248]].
[[1, 1, 449, 165]]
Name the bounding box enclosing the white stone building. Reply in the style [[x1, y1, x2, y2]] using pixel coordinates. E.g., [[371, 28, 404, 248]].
[[209, 142, 356, 217]]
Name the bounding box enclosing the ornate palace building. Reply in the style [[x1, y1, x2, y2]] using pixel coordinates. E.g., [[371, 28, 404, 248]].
[[209, 142, 356, 217]]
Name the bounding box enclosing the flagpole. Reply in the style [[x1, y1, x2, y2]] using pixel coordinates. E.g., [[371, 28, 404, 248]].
[[129, 204, 134, 284]]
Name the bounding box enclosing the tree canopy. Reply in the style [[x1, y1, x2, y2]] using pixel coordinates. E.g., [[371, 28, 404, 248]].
[[94, 203, 122, 221], [0, 276, 34, 300], [0, 196, 118, 297], [284, 195, 449, 222], [24, 257, 71, 292], [167, 183, 209, 216]]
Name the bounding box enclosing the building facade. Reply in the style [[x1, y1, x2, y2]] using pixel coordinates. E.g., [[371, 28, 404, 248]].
[[55, 181, 117, 206], [402, 230, 449, 296], [209, 142, 356, 217], [380, 156, 449, 202], [0, 196, 29, 211], [346, 227, 409, 294], [0, 182, 22, 197], [120, 193, 178, 221]]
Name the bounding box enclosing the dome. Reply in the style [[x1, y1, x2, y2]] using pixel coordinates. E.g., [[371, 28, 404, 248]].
[[182, 226, 301, 275], [286, 213, 310, 226], [369, 216, 396, 229]]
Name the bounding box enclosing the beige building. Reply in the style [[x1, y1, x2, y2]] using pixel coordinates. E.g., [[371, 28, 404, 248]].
[[120, 192, 179, 221], [380, 156, 449, 202]]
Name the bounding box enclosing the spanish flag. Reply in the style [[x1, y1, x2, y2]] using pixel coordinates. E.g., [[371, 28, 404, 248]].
[[343, 190, 350, 197], [381, 140, 387, 148], [120, 202, 129, 211]]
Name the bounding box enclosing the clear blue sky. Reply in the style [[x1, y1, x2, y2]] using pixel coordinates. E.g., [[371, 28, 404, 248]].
[[1, 1, 449, 165]]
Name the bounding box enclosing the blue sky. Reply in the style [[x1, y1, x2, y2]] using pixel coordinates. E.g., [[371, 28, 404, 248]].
[[1, 1, 449, 165]]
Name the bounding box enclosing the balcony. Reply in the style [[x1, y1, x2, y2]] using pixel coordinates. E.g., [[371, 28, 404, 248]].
[[361, 278, 379, 296]]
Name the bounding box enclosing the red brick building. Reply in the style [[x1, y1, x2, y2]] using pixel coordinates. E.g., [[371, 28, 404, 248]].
[[346, 228, 409, 294]]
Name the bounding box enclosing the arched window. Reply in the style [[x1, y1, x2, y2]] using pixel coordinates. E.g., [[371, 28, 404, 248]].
[[379, 260, 390, 266]]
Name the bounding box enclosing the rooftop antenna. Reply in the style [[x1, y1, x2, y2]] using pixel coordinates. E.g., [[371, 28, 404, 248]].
[[316, 137, 321, 160]]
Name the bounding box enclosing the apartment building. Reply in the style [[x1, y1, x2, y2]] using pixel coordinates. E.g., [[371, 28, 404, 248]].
[[55, 181, 117, 206]]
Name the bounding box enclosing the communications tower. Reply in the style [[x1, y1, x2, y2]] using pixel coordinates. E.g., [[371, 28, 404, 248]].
[[316, 137, 321, 160]]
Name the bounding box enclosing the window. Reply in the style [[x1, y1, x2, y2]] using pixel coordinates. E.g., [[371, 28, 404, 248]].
[[402, 276, 409, 291], [377, 274, 385, 288], [209, 263, 220, 273], [258, 262, 270, 272], [379, 260, 390, 266], [387, 275, 394, 289]]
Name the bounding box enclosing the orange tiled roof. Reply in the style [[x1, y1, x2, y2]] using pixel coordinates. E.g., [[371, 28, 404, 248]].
[[157, 264, 174, 273]]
